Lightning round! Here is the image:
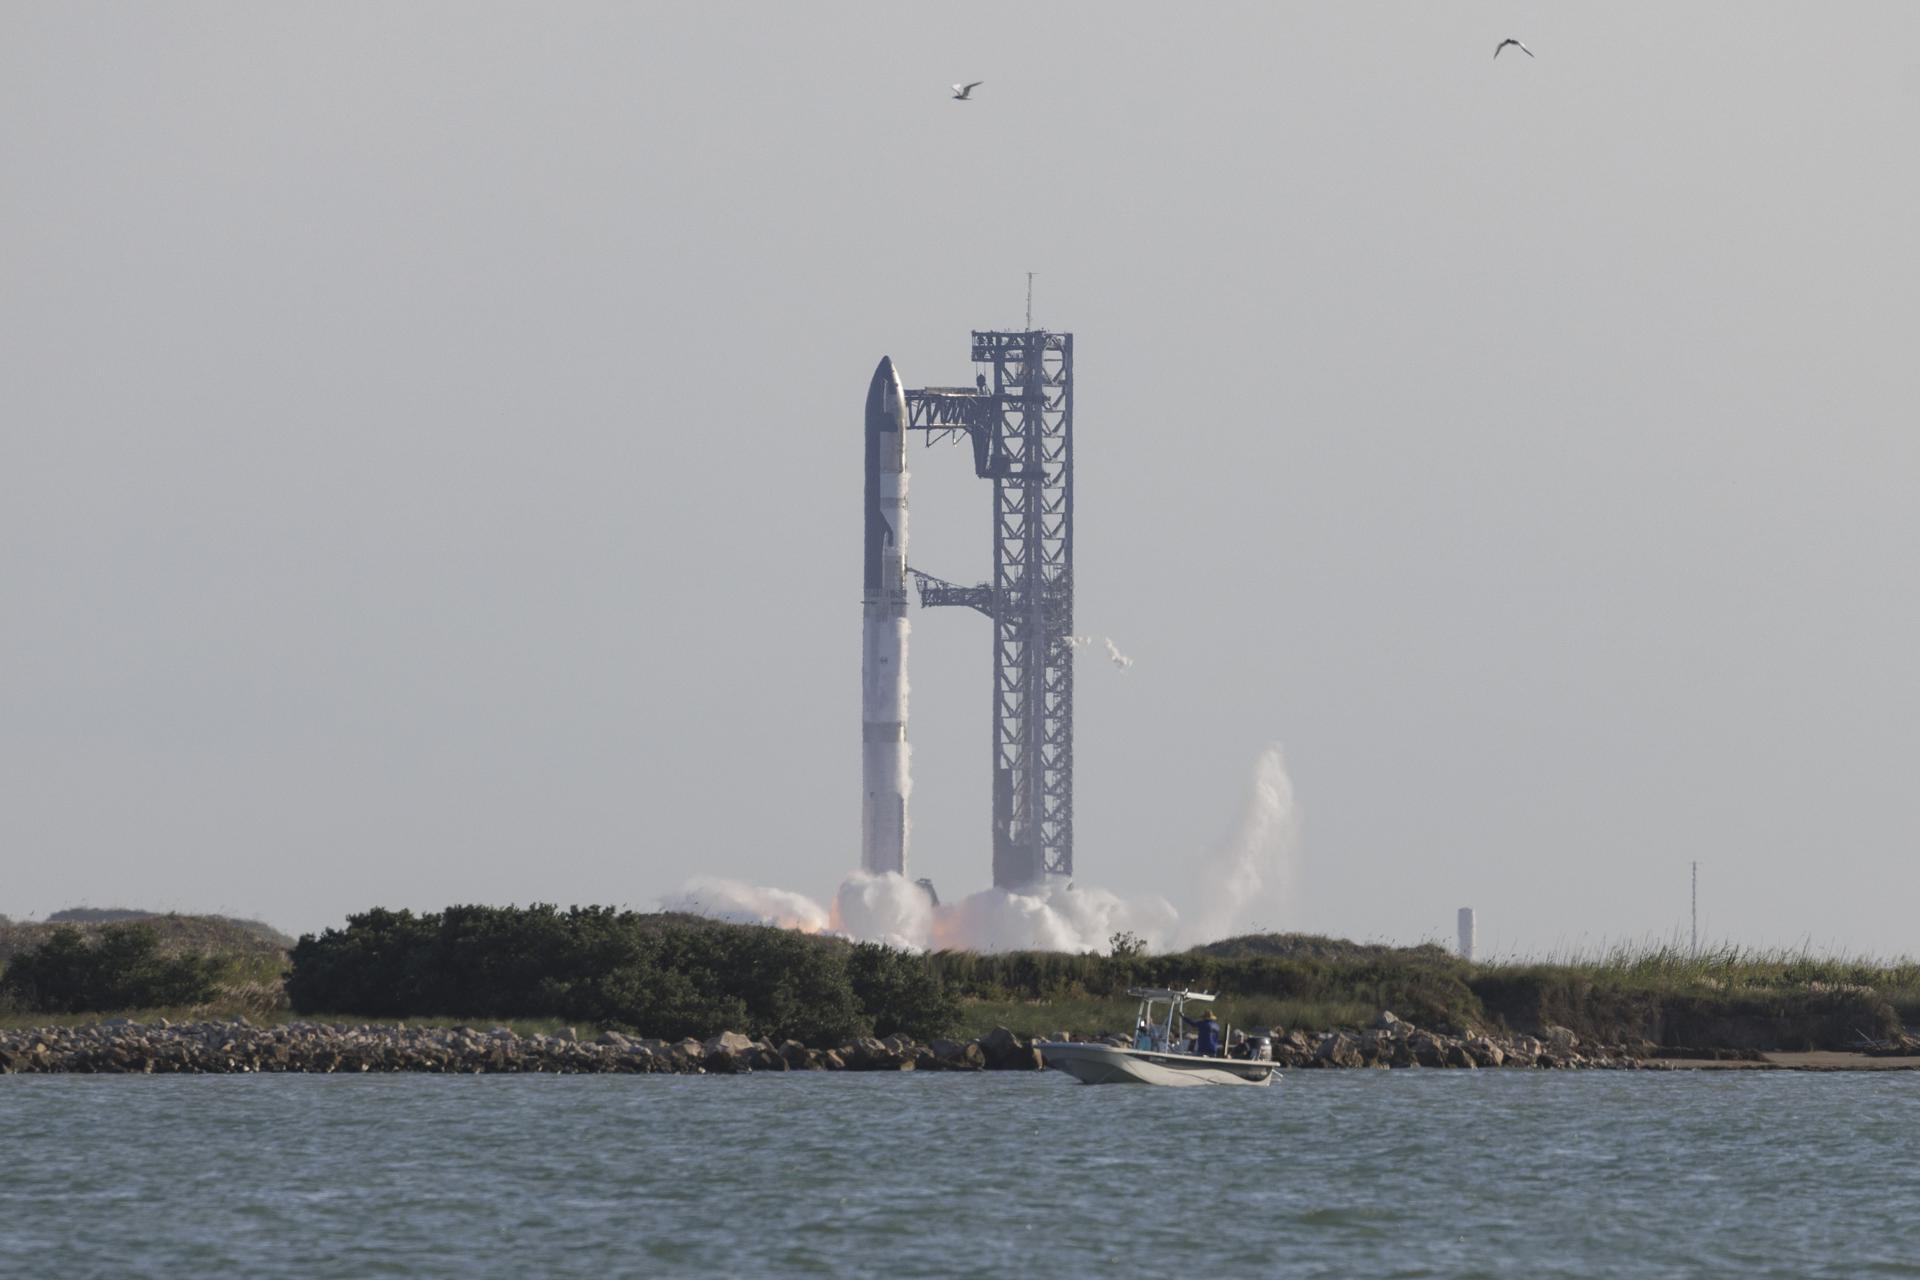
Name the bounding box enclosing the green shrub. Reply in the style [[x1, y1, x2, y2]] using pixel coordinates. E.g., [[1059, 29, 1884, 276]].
[[0, 924, 220, 1013], [288, 906, 894, 1043], [848, 943, 960, 1039]]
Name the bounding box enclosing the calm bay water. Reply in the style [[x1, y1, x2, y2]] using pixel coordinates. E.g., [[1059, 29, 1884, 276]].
[[3, 1071, 1916, 1277]]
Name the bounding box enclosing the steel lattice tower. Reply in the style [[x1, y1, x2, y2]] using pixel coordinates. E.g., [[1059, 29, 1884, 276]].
[[904, 330, 1074, 889]]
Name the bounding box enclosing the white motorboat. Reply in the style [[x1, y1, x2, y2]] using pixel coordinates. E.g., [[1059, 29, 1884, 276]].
[[1039, 988, 1278, 1087]]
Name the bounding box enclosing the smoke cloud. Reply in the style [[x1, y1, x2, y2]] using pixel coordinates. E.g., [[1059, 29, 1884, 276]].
[[832, 871, 933, 950], [1174, 743, 1299, 947], [658, 877, 831, 933], [662, 745, 1297, 954], [668, 871, 1176, 954], [933, 880, 1177, 953]]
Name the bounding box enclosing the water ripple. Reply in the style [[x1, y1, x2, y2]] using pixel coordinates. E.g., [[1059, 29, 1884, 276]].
[[3, 1071, 1916, 1277]]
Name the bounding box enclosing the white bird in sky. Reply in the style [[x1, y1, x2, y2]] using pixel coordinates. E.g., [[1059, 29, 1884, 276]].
[[1493, 38, 1534, 60], [951, 81, 983, 101]]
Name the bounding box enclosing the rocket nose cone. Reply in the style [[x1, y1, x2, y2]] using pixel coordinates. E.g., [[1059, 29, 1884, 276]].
[[866, 356, 903, 422]]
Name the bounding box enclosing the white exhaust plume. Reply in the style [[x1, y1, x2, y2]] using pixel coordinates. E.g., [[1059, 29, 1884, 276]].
[[832, 871, 934, 951], [1175, 744, 1299, 947], [666, 872, 1176, 954], [934, 880, 1176, 953], [659, 877, 831, 933], [665, 745, 1294, 953], [1103, 638, 1133, 671]]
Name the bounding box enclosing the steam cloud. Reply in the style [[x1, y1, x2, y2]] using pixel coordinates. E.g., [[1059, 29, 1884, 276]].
[[832, 871, 933, 950], [659, 878, 832, 933], [1173, 743, 1298, 947], [663, 745, 1297, 954]]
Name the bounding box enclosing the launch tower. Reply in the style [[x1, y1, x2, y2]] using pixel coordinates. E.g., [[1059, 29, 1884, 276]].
[[905, 330, 1075, 889]]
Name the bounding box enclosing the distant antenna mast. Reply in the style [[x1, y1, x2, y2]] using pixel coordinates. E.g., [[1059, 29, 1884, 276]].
[[1025, 272, 1035, 330], [1690, 860, 1699, 954]]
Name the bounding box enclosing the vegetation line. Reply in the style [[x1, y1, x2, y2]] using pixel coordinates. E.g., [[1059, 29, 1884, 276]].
[[4, 907, 1916, 1052]]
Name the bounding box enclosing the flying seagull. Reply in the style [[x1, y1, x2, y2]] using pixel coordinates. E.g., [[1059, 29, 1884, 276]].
[[951, 81, 983, 100], [1493, 38, 1534, 59]]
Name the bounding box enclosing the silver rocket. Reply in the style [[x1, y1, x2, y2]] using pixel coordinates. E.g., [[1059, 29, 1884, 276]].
[[862, 356, 910, 876]]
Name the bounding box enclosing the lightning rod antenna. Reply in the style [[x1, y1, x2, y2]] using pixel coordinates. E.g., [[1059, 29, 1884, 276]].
[[1025, 272, 1035, 330]]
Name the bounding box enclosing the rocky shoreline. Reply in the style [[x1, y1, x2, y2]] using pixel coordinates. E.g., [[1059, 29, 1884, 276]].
[[16, 1009, 1905, 1075]]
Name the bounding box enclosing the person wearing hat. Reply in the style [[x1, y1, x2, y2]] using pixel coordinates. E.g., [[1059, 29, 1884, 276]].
[[1182, 1005, 1222, 1057]]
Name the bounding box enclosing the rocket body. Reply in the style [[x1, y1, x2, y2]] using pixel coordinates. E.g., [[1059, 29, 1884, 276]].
[[862, 357, 910, 876]]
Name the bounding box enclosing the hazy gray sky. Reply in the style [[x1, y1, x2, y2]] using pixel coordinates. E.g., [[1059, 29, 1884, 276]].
[[5, 3, 1918, 954]]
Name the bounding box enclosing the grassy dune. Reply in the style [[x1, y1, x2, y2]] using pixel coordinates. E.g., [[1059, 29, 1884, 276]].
[[942, 936, 1920, 1047], [1471, 943, 1920, 1049], [0, 912, 292, 966], [0, 913, 292, 1025]]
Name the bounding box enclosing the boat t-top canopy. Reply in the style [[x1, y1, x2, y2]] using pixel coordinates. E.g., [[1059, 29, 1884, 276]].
[[1127, 988, 1217, 1004]]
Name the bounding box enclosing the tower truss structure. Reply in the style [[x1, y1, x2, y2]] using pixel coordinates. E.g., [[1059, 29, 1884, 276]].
[[905, 330, 1074, 888]]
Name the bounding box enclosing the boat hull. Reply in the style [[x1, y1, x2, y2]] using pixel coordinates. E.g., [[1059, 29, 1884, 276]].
[[1039, 1042, 1277, 1087]]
